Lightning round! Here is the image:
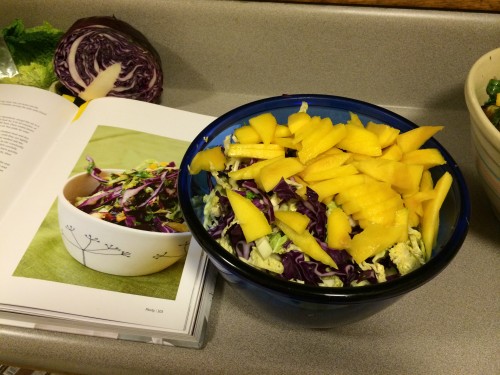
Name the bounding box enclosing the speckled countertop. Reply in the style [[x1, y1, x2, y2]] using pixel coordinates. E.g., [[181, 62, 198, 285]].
[[1, 1, 499, 374]]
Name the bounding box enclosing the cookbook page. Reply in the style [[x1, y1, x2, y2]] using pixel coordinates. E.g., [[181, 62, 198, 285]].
[[0, 84, 78, 222], [0, 96, 215, 332]]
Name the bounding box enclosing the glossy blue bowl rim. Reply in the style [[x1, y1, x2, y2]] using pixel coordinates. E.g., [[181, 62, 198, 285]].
[[178, 94, 471, 303]]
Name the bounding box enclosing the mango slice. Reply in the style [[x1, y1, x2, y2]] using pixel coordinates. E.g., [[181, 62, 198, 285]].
[[348, 223, 402, 264], [255, 157, 305, 192], [327, 207, 352, 250], [396, 125, 444, 153], [276, 220, 337, 268], [234, 125, 261, 144], [403, 190, 435, 227], [336, 123, 382, 156], [366, 121, 400, 148], [274, 124, 292, 138], [301, 152, 351, 175], [354, 158, 423, 195], [249, 113, 278, 144], [273, 136, 301, 150], [402, 148, 446, 169], [380, 143, 403, 161], [310, 174, 367, 202], [347, 112, 365, 128], [301, 164, 358, 182], [228, 156, 284, 180], [189, 146, 226, 174], [226, 143, 285, 159], [226, 189, 272, 242], [421, 172, 453, 260], [420, 169, 434, 192], [274, 210, 310, 234], [287, 111, 311, 134], [297, 122, 347, 164]]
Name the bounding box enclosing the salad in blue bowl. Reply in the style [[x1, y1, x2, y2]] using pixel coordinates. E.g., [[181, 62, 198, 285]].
[[178, 94, 470, 327]]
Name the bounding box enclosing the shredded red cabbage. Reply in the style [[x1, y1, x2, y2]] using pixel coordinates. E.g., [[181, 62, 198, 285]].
[[74, 157, 187, 233]]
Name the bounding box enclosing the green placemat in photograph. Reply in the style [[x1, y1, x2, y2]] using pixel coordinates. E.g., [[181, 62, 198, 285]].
[[13, 126, 191, 300]]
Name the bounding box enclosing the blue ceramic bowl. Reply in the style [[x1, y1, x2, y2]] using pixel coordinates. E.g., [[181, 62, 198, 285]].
[[178, 94, 470, 327]]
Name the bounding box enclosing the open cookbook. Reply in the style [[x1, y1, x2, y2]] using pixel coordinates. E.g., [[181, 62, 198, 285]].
[[0, 84, 218, 348]]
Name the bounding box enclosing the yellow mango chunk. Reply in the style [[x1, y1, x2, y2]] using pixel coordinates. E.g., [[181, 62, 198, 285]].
[[396, 125, 444, 153], [287, 111, 311, 134], [256, 157, 305, 192], [274, 124, 292, 138], [403, 190, 435, 227], [353, 196, 404, 228], [276, 220, 337, 268], [274, 210, 310, 234], [354, 158, 423, 195], [249, 112, 278, 144], [226, 143, 285, 159], [301, 152, 351, 177], [380, 143, 403, 161], [348, 223, 401, 264], [327, 207, 352, 250], [347, 112, 365, 128], [310, 174, 367, 202], [335, 178, 391, 205], [273, 137, 301, 150], [366, 122, 401, 148], [339, 181, 399, 216], [393, 207, 410, 243], [420, 169, 434, 192], [297, 122, 347, 164], [336, 123, 382, 156], [293, 116, 321, 144], [234, 125, 261, 144], [226, 189, 272, 242], [302, 164, 358, 182], [421, 172, 453, 260], [300, 117, 334, 149], [402, 148, 446, 169], [189, 146, 226, 174], [228, 156, 284, 180]]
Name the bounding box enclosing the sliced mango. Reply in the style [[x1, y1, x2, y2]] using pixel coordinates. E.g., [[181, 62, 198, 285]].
[[366, 122, 400, 148], [274, 124, 292, 138], [420, 169, 434, 192], [226, 189, 272, 242], [273, 137, 301, 150], [300, 152, 351, 178], [380, 143, 403, 161], [354, 158, 423, 194], [249, 112, 278, 144], [256, 157, 305, 192], [310, 174, 367, 202], [402, 148, 446, 169], [274, 210, 310, 234], [226, 143, 285, 159], [276, 220, 337, 268], [348, 223, 401, 264], [287, 111, 311, 134], [301, 164, 358, 182], [297, 122, 347, 164], [421, 172, 453, 260], [234, 125, 261, 144], [189, 146, 226, 174], [347, 112, 365, 128], [293, 116, 321, 144], [396, 125, 444, 153], [228, 156, 284, 180], [327, 207, 352, 250], [336, 123, 382, 156]]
